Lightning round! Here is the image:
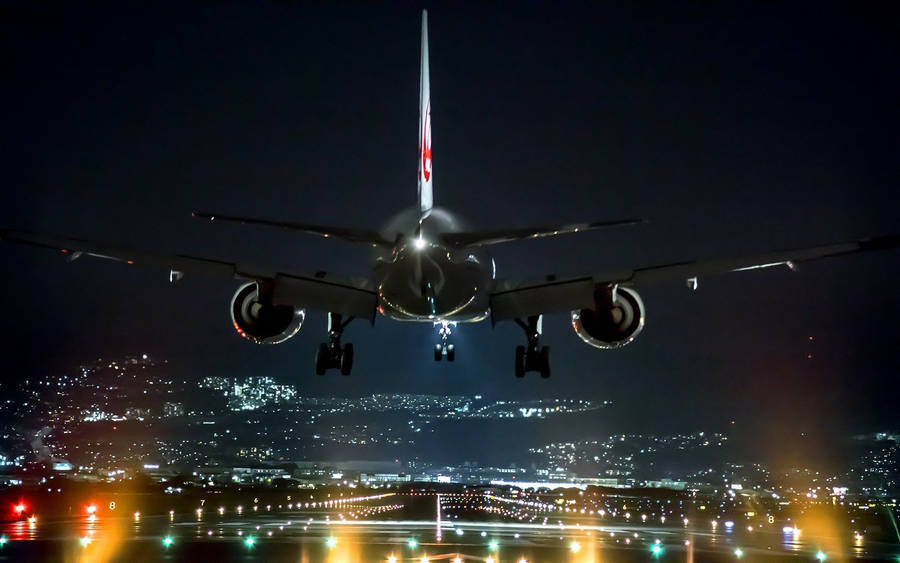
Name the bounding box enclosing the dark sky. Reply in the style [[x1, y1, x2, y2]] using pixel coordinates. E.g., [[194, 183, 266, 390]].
[[1, 3, 898, 448]]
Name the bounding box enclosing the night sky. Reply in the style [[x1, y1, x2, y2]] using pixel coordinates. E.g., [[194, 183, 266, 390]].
[[2, 3, 898, 454]]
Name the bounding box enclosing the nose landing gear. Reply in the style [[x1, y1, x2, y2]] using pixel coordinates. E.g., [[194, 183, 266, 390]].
[[315, 313, 355, 376], [514, 315, 551, 378], [433, 320, 456, 362]]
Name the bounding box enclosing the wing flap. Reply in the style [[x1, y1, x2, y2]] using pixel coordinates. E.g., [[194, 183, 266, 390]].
[[490, 234, 899, 322], [1, 228, 379, 320]]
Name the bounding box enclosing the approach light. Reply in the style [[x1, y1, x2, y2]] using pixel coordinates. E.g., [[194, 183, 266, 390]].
[[489, 539, 499, 551], [816, 551, 827, 561], [244, 536, 256, 548], [651, 544, 663, 557], [734, 547, 744, 558], [162, 536, 174, 548], [407, 538, 418, 549], [326, 536, 338, 548], [570, 541, 581, 553]]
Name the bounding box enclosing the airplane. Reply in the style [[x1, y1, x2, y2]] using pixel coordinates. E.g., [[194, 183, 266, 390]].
[[2, 11, 898, 378]]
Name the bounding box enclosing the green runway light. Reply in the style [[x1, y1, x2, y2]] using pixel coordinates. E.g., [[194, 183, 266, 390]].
[[326, 536, 337, 548], [651, 544, 663, 557], [0, 536, 7, 546], [244, 536, 256, 548], [407, 538, 418, 549], [816, 551, 827, 561], [489, 539, 499, 551], [734, 547, 743, 558], [162, 536, 174, 548]]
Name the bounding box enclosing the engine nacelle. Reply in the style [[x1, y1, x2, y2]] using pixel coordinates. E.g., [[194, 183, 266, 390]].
[[230, 282, 305, 344], [571, 286, 645, 349]]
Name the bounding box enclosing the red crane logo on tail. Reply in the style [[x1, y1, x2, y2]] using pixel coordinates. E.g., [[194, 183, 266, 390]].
[[421, 100, 432, 182]]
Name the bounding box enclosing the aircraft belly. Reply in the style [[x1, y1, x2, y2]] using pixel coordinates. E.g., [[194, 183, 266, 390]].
[[376, 251, 491, 322]]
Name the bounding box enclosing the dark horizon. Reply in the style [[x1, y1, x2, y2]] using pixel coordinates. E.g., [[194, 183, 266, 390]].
[[2, 0, 898, 460]]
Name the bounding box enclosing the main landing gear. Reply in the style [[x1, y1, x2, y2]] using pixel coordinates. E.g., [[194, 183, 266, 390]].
[[315, 313, 354, 376], [433, 320, 456, 362], [515, 315, 550, 378]]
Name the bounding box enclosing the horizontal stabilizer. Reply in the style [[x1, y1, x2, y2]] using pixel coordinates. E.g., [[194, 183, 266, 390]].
[[441, 218, 646, 247], [192, 212, 394, 248]]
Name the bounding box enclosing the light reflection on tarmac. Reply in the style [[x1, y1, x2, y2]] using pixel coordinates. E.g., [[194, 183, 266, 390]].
[[1, 504, 898, 561]]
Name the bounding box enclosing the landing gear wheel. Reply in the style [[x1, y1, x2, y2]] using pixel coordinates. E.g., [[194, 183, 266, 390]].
[[539, 346, 551, 378], [515, 345, 526, 378], [446, 344, 455, 362], [315, 343, 329, 376], [434, 344, 443, 362], [340, 343, 354, 376]]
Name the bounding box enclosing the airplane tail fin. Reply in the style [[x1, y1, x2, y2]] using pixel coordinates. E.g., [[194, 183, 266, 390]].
[[417, 10, 433, 220]]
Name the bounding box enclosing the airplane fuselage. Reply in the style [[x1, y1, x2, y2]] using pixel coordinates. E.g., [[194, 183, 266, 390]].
[[374, 207, 494, 322]]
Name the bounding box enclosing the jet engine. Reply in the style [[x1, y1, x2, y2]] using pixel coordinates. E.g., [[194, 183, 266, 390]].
[[571, 286, 645, 349], [230, 282, 305, 344]]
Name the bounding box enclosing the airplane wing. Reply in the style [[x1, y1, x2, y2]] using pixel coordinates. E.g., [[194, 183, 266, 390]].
[[490, 234, 900, 322], [191, 211, 395, 248], [0, 229, 379, 322], [441, 218, 645, 247]]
